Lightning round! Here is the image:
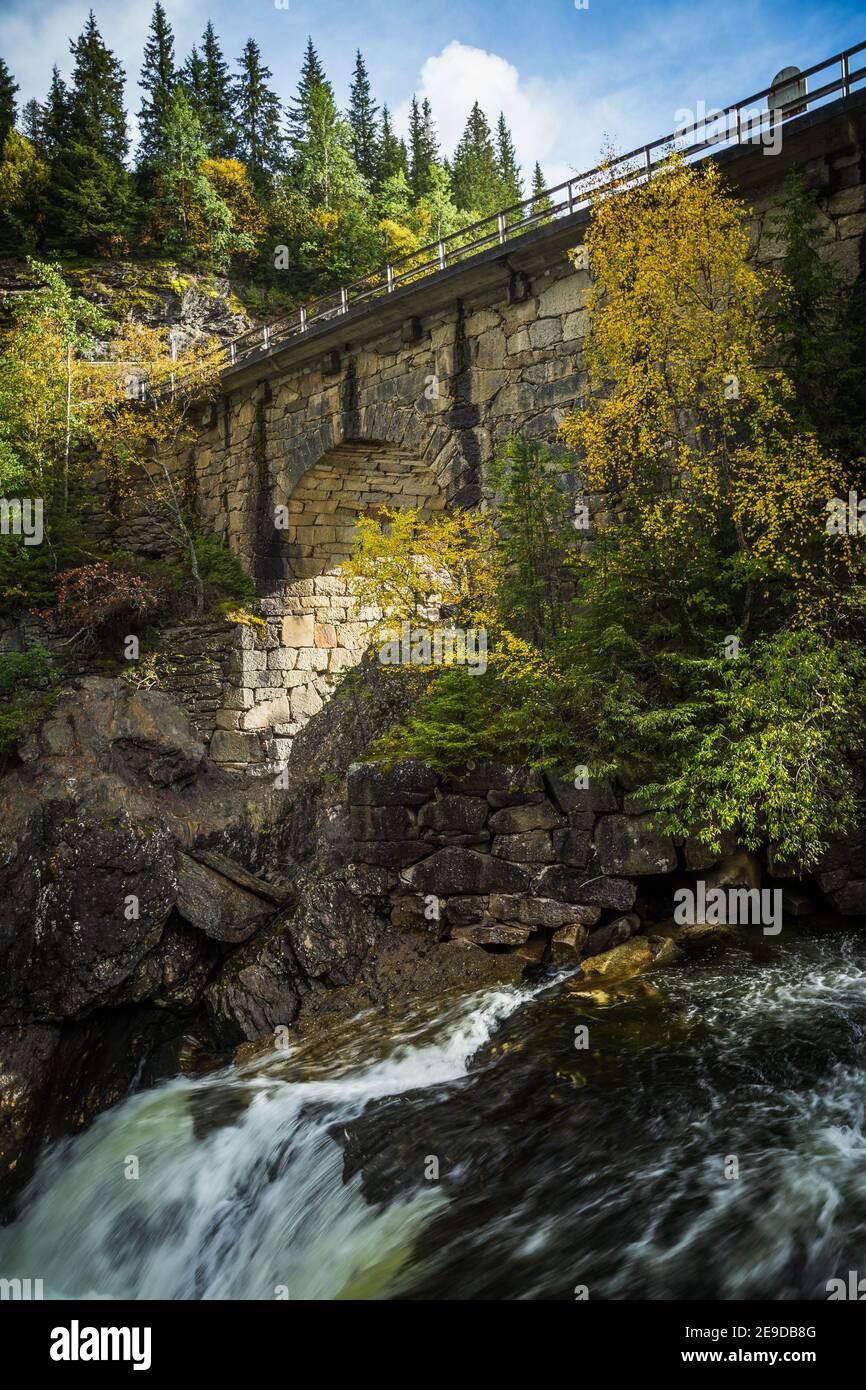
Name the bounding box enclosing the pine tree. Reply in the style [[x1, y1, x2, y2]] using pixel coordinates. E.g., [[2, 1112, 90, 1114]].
[[0, 58, 19, 150], [347, 50, 378, 185], [297, 83, 363, 212], [43, 12, 134, 252], [495, 112, 522, 209], [374, 105, 407, 189], [41, 67, 69, 157], [199, 21, 235, 158], [531, 160, 552, 222], [451, 103, 499, 217], [408, 96, 439, 202], [148, 87, 235, 267], [234, 39, 282, 188], [286, 37, 331, 156], [137, 1, 176, 169]]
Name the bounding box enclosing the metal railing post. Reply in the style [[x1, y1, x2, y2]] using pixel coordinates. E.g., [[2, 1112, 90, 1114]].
[[438, 241, 446, 270], [341, 287, 348, 313], [263, 324, 270, 350], [842, 52, 851, 98], [386, 264, 394, 292], [568, 180, 574, 215], [644, 145, 652, 176], [497, 212, 506, 244], [300, 306, 307, 332], [229, 342, 236, 365]]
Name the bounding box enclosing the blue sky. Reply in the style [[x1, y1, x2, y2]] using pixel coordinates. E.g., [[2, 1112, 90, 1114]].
[[1, 0, 862, 184]]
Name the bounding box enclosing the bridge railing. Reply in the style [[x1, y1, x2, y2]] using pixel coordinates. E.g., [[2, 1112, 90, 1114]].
[[146, 39, 866, 402]]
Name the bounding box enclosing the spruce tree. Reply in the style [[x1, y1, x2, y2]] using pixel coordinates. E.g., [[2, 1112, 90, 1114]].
[[451, 103, 499, 217], [200, 21, 235, 158], [374, 105, 407, 189], [530, 160, 552, 222], [182, 45, 207, 114], [41, 67, 69, 157], [286, 37, 331, 156], [347, 50, 378, 185], [234, 39, 283, 188], [20, 99, 43, 149], [44, 12, 134, 252], [408, 96, 439, 202], [0, 58, 19, 150], [495, 112, 523, 208], [137, 1, 176, 169]]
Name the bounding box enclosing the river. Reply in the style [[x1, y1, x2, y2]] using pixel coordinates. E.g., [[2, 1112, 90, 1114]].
[[2, 923, 865, 1300]]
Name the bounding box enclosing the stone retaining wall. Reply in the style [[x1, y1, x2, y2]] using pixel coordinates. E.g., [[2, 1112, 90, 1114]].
[[345, 759, 866, 960]]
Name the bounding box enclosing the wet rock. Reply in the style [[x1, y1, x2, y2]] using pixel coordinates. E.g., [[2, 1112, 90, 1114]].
[[418, 795, 488, 834], [781, 888, 813, 918], [488, 801, 565, 834], [828, 880, 866, 915], [579, 935, 681, 982], [343, 862, 390, 899], [0, 1024, 60, 1210], [176, 851, 275, 943], [453, 923, 531, 946], [594, 814, 677, 876], [491, 831, 556, 863], [347, 760, 438, 807], [391, 895, 442, 934], [284, 878, 382, 986], [403, 846, 531, 896], [205, 922, 303, 1046], [535, 866, 637, 911], [584, 912, 641, 956], [489, 894, 600, 929], [551, 923, 589, 961]]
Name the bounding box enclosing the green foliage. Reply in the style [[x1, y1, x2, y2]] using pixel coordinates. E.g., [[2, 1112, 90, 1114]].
[[0, 644, 56, 695], [193, 533, 256, 605]]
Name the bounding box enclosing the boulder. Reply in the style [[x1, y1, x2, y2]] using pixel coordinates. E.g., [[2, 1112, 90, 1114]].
[[579, 935, 681, 982], [284, 878, 382, 986], [584, 912, 641, 956], [551, 923, 589, 961], [404, 846, 531, 896], [594, 814, 678, 876], [205, 923, 303, 1045], [176, 852, 275, 943], [0, 1024, 61, 1209]]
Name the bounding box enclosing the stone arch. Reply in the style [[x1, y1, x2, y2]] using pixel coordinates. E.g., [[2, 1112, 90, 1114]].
[[270, 437, 448, 736]]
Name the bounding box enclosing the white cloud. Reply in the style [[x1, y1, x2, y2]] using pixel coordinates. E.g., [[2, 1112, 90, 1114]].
[[393, 39, 655, 193]]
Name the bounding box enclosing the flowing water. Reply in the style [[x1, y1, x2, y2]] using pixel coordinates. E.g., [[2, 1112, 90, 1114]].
[[3, 924, 866, 1300]]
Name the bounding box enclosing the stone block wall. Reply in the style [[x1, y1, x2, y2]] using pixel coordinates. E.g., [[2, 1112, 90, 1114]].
[[345, 757, 866, 961]]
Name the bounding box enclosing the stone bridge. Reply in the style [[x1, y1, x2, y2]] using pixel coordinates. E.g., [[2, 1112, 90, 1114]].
[[159, 91, 865, 769]]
